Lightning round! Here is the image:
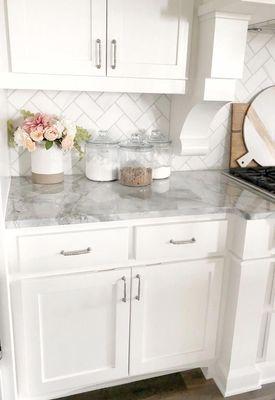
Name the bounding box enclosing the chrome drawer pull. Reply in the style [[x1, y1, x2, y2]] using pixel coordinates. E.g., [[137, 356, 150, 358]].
[[135, 274, 141, 301], [111, 39, 117, 69], [60, 247, 92, 256], [121, 276, 127, 303], [169, 238, 196, 245], [96, 39, 101, 69]]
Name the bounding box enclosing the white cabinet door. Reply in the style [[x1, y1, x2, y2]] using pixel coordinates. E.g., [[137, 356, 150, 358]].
[[13, 270, 130, 397], [107, 0, 193, 79], [130, 259, 223, 375], [7, 0, 106, 76]]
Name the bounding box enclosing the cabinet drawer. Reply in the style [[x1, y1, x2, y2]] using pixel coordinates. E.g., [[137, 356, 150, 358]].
[[16, 228, 129, 273], [134, 220, 227, 261]]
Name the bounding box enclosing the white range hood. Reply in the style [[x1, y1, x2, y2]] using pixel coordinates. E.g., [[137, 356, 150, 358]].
[[171, 0, 275, 156]]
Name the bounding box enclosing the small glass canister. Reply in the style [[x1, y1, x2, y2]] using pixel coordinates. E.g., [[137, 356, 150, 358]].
[[85, 130, 119, 182], [148, 130, 172, 180], [118, 133, 153, 187]]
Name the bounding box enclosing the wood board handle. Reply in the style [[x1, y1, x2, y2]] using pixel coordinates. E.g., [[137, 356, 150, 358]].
[[237, 152, 253, 168]]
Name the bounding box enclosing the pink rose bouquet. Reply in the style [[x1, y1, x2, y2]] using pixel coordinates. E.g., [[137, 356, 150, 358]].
[[9, 110, 90, 157]]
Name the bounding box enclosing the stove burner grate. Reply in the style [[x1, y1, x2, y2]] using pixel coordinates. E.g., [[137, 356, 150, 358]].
[[229, 167, 275, 195]]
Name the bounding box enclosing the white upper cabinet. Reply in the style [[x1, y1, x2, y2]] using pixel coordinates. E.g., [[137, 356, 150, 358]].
[[107, 0, 193, 79], [13, 270, 131, 397], [3, 0, 193, 92], [130, 259, 223, 375], [7, 0, 106, 76]]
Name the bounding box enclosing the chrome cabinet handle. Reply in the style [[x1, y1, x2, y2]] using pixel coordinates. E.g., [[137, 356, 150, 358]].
[[135, 274, 141, 301], [111, 39, 117, 69], [121, 276, 127, 303], [60, 247, 92, 256], [96, 39, 101, 69], [169, 238, 196, 245]]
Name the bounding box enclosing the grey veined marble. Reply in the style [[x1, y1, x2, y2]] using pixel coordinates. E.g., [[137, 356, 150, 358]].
[[5, 171, 275, 229]]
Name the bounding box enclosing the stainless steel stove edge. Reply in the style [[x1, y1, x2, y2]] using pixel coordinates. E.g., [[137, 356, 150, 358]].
[[222, 170, 275, 202]]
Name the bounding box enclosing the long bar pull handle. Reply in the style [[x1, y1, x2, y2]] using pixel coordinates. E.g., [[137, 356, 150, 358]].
[[169, 238, 196, 245], [135, 274, 141, 301], [111, 39, 117, 69], [60, 247, 92, 256], [121, 276, 127, 303], [96, 39, 102, 69]]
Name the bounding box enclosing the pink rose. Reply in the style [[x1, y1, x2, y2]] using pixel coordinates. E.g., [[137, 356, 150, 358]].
[[61, 135, 74, 151], [44, 126, 59, 141]]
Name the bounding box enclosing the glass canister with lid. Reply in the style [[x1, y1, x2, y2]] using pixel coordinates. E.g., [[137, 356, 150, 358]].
[[118, 132, 153, 187], [85, 130, 119, 182], [148, 130, 172, 180]]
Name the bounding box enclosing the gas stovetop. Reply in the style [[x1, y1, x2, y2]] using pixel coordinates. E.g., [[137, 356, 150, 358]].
[[223, 167, 275, 201]]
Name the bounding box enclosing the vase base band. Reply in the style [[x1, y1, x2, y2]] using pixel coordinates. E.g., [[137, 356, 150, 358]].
[[32, 172, 64, 185]]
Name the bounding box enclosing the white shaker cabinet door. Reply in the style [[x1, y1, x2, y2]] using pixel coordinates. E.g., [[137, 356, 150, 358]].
[[13, 270, 130, 397], [107, 0, 193, 79], [7, 0, 106, 76], [130, 259, 223, 375]]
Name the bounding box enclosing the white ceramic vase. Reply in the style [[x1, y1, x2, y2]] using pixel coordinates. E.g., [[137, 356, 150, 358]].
[[31, 145, 64, 184]]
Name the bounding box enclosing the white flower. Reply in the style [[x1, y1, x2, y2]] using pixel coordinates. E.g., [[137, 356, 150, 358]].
[[61, 119, 77, 138], [44, 127, 59, 141], [53, 121, 65, 138], [61, 135, 74, 151], [14, 127, 36, 152], [14, 127, 29, 147]]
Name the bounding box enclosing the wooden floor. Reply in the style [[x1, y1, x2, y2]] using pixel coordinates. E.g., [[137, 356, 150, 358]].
[[60, 370, 275, 400]]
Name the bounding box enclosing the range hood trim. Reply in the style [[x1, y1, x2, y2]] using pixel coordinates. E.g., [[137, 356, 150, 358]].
[[170, 10, 250, 156]]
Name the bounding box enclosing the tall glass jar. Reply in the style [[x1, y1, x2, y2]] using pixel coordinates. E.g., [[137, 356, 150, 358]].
[[118, 133, 153, 187], [85, 131, 119, 182], [148, 130, 172, 180]]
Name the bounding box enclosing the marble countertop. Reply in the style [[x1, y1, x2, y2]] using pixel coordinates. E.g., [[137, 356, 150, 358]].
[[5, 171, 275, 229]]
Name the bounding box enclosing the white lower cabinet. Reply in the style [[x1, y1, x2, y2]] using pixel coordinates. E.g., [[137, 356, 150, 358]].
[[13, 269, 131, 397], [9, 220, 226, 399], [130, 259, 223, 375], [12, 258, 223, 398]]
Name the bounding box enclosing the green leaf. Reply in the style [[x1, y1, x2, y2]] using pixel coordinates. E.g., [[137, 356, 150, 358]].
[[75, 126, 91, 142], [7, 119, 15, 147], [20, 109, 35, 119], [74, 126, 91, 159], [45, 141, 53, 150]]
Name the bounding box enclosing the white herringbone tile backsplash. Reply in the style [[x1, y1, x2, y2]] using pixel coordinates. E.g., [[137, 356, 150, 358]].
[[7, 32, 275, 175], [8, 91, 171, 175]]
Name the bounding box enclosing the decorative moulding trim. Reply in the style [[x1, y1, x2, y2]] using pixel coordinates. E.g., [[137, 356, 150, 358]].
[[257, 361, 275, 384], [199, 10, 251, 21], [213, 362, 262, 397], [0, 73, 187, 95], [180, 137, 210, 156], [178, 101, 229, 156]]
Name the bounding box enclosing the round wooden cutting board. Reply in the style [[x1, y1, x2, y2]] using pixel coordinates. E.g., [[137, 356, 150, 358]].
[[237, 86, 275, 167]]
